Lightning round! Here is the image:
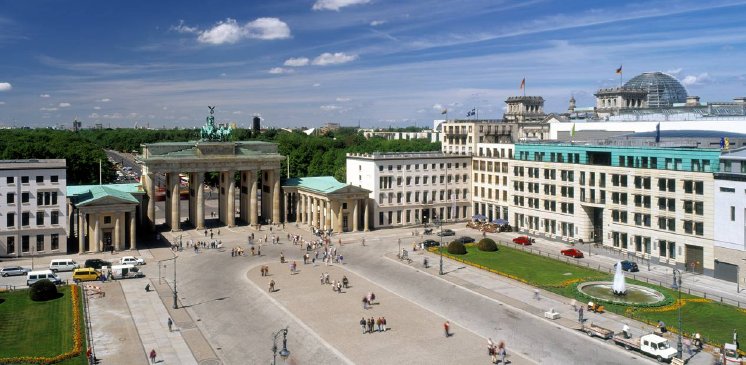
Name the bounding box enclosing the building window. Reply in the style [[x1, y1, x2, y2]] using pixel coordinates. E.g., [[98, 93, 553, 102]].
[[7, 236, 14, 254], [51, 211, 59, 225], [6, 176, 13, 184], [22, 192, 29, 203], [21, 176, 29, 184], [732, 206, 736, 221], [7, 213, 15, 227], [104, 216, 112, 224], [51, 234, 59, 250], [22, 235, 29, 252], [51, 175, 58, 183], [22, 212, 30, 226], [36, 235, 44, 252], [36, 176, 43, 183], [36, 211, 44, 226], [6, 193, 14, 204]]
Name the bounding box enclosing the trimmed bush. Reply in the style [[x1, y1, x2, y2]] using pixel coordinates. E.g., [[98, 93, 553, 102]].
[[29, 279, 58, 302], [447, 241, 467, 255], [477, 238, 498, 252]]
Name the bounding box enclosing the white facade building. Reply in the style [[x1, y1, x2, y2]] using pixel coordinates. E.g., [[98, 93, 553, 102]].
[[346, 152, 471, 228], [0, 160, 68, 257], [713, 147, 746, 286], [472, 143, 514, 222]]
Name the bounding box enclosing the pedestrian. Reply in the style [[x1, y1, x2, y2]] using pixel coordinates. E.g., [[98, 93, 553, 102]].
[[382, 317, 387, 332], [362, 296, 368, 310], [578, 306, 584, 324], [570, 299, 578, 312], [368, 317, 374, 333], [488, 338, 497, 364], [360, 317, 367, 334], [320, 274, 324, 285], [444, 321, 451, 337], [376, 317, 382, 332], [684, 337, 692, 356], [269, 279, 275, 292], [149, 349, 157, 363], [498, 342, 506, 364], [336, 281, 342, 293], [533, 288, 540, 301], [167, 317, 173, 332]]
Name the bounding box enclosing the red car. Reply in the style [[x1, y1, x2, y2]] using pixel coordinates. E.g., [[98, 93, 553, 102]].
[[561, 248, 584, 258], [512, 236, 533, 245]]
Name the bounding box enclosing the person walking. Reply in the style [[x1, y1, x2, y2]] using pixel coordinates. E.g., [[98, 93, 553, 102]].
[[533, 288, 540, 301], [360, 317, 367, 334], [382, 317, 387, 332], [149, 349, 157, 363], [498, 342, 506, 364], [444, 321, 451, 337], [368, 317, 374, 333], [167, 317, 173, 332], [268, 279, 275, 293], [578, 305, 584, 324], [376, 317, 382, 332]]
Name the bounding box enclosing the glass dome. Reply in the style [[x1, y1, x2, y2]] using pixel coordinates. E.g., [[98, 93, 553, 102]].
[[623, 72, 688, 108]]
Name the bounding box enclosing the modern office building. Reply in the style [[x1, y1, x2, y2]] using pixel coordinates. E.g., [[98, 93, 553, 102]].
[[346, 152, 471, 228], [0, 160, 68, 257], [471, 143, 514, 222], [713, 147, 746, 286], [510, 143, 720, 274]]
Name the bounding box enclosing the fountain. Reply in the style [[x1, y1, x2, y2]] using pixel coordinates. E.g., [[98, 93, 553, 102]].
[[577, 261, 666, 306], [612, 261, 627, 295]]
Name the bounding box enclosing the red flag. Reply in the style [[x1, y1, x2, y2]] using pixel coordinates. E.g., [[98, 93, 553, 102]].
[[519, 78, 525, 90], [616, 65, 623, 74]]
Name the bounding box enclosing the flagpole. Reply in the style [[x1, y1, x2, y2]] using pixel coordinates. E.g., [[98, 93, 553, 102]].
[[523, 76, 526, 97], [476, 109, 479, 120]]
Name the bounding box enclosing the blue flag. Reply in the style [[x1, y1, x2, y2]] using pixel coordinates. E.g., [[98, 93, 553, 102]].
[[655, 123, 660, 143], [720, 137, 725, 149]]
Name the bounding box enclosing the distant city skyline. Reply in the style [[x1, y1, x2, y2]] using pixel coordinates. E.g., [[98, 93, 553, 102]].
[[1, 0, 746, 129]]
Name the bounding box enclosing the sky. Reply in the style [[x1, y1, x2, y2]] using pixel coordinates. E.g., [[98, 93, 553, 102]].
[[2, 0, 746, 129]]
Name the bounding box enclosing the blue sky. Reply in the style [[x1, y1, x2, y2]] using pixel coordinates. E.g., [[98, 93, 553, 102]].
[[1, 0, 746, 129]]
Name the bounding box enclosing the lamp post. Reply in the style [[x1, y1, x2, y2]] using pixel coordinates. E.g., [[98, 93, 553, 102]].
[[671, 269, 683, 358], [272, 327, 290, 365], [437, 217, 444, 275], [158, 254, 179, 309]]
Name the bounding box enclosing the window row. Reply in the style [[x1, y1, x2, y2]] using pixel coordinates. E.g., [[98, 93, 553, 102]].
[[5, 175, 60, 185], [378, 162, 468, 172], [377, 189, 469, 204], [4, 234, 61, 254], [6, 211, 61, 227]]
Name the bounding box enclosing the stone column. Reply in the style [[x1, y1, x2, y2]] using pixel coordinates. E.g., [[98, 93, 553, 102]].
[[364, 199, 370, 231], [310, 197, 317, 228], [296, 193, 303, 223], [144, 172, 156, 231], [78, 211, 86, 253], [195, 172, 205, 230], [93, 214, 101, 252], [227, 170, 236, 227], [250, 171, 258, 227], [353, 199, 359, 231], [129, 210, 136, 250], [170, 173, 181, 232], [325, 201, 332, 230], [114, 214, 121, 251], [283, 193, 289, 223], [272, 170, 281, 224], [336, 202, 343, 233]]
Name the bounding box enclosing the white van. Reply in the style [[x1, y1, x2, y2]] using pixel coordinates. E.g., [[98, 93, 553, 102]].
[[49, 259, 79, 272], [27, 270, 62, 286], [110, 264, 144, 279]]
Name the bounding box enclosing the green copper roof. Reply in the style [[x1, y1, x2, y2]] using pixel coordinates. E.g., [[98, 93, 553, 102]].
[[67, 183, 142, 206], [282, 176, 348, 194]]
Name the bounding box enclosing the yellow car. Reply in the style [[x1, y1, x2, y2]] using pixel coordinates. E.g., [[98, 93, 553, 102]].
[[72, 268, 100, 282]]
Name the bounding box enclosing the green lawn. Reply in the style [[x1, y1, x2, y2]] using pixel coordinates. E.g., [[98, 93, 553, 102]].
[[438, 244, 746, 348], [0, 285, 87, 364]]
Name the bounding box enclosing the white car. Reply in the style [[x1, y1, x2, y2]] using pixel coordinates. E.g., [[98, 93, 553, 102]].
[[120, 256, 145, 265]]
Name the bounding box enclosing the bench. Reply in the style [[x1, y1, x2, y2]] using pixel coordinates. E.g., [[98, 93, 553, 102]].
[[544, 308, 560, 320]]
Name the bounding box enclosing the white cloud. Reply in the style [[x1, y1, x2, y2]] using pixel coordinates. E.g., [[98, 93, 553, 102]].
[[171, 20, 198, 34], [0, 101, 5, 105], [370, 20, 386, 26], [312, 52, 358, 66], [666, 68, 683, 76], [0, 82, 12, 91], [40, 93, 51, 98], [681, 73, 712, 86], [233, 111, 243, 115], [313, 83, 321, 87], [40, 107, 58, 111], [269, 67, 294, 74], [93, 106, 101, 110], [283, 57, 309, 67], [320, 105, 341, 111], [197, 18, 291, 45], [313, 0, 370, 11], [336, 97, 351, 102], [58, 102, 71, 107], [99, 98, 111, 102], [432, 103, 444, 111]]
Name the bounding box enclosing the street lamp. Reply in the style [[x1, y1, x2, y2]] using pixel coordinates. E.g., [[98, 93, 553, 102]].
[[272, 327, 290, 365], [436, 217, 444, 275], [158, 254, 179, 309], [671, 269, 683, 358]]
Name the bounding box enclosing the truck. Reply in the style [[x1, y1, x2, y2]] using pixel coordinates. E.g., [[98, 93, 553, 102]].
[[110, 264, 145, 279], [613, 333, 678, 362]]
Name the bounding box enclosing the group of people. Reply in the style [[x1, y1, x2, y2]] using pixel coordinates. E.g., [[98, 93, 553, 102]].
[[203, 228, 220, 239], [189, 239, 222, 252], [362, 292, 377, 309], [360, 317, 388, 334], [487, 338, 507, 364], [230, 247, 245, 256]]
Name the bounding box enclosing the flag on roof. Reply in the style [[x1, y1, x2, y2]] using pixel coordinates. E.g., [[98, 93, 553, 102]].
[[519, 78, 525, 90], [616, 65, 623, 74], [441, 109, 447, 115]]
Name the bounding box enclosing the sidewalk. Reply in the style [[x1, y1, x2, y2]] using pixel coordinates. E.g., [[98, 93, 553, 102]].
[[86, 281, 146, 365], [413, 250, 716, 365]]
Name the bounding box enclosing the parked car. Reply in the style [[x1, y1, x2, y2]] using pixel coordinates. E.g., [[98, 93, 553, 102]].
[[72, 268, 100, 282], [120, 256, 145, 265], [49, 259, 79, 272], [615, 260, 640, 272], [560, 248, 584, 258], [0, 266, 30, 277], [420, 239, 440, 248], [437, 229, 456, 237], [512, 236, 534, 245], [454, 236, 476, 244], [85, 259, 112, 270], [26, 270, 62, 286]]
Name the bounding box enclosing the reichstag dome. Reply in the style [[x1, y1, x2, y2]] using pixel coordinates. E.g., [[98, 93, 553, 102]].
[[624, 71, 688, 108]]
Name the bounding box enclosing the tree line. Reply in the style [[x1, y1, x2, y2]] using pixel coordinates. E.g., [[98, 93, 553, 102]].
[[0, 127, 439, 185]]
